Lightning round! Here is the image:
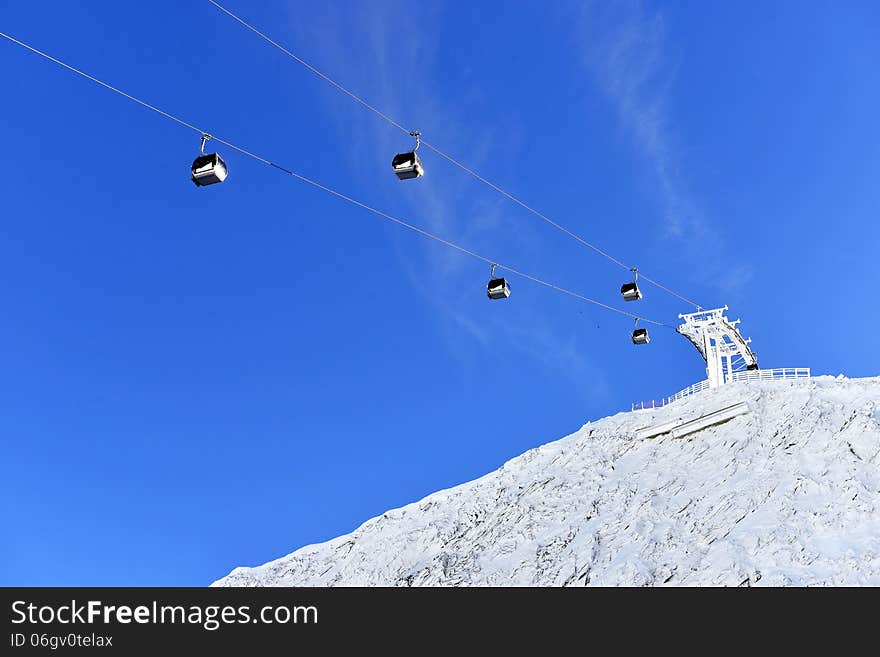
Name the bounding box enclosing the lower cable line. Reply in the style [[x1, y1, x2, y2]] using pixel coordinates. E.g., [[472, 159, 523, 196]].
[[0, 29, 673, 330]]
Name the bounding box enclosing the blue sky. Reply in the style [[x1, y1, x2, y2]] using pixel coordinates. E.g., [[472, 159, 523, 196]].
[[1, 0, 878, 585]]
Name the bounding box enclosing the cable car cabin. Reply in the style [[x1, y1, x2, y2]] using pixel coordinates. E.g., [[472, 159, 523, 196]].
[[621, 281, 642, 302], [487, 277, 511, 300], [191, 153, 228, 186], [391, 151, 424, 180], [631, 328, 650, 345]]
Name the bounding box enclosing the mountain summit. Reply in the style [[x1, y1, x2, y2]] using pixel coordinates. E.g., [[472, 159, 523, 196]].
[[214, 376, 880, 586]]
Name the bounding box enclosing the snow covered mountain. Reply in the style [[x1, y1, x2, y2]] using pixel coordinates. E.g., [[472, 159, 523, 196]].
[[214, 376, 880, 586]]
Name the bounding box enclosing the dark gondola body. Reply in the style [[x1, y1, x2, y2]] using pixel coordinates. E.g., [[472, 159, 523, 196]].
[[191, 153, 228, 186], [487, 277, 511, 300], [632, 327, 650, 344], [621, 281, 642, 302], [391, 151, 424, 180]]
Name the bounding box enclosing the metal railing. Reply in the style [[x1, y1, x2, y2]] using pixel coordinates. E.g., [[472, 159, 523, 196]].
[[631, 367, 811, 411], [632, 380, 710, 411], [728, 367, 811, 383]]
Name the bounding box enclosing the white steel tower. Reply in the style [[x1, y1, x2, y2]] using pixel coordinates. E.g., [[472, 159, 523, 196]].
[[677, 306, 758, 388]]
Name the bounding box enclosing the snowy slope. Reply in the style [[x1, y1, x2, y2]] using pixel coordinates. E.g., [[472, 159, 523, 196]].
[[214, 376, 880, 586]]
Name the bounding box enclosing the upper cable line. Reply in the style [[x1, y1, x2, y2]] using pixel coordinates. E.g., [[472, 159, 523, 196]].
[[204, 0, 705, 311], [0, 29, 674, 333]]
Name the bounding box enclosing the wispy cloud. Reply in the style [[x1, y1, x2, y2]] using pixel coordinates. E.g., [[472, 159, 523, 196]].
[[274, 1, 662, 386], [284, 0, 529, 275], [576, 0, 691, 237], [571, 0, 752, 297], [279, 1, 597, 373]]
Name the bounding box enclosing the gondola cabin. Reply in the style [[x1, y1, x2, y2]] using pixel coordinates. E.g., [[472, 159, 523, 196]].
[[191, 153, 228, 186], [631, 327, 650, 345], [621, 281, 642, 302], [487, 277, 511, 300], [391, 151, 424, 180]]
